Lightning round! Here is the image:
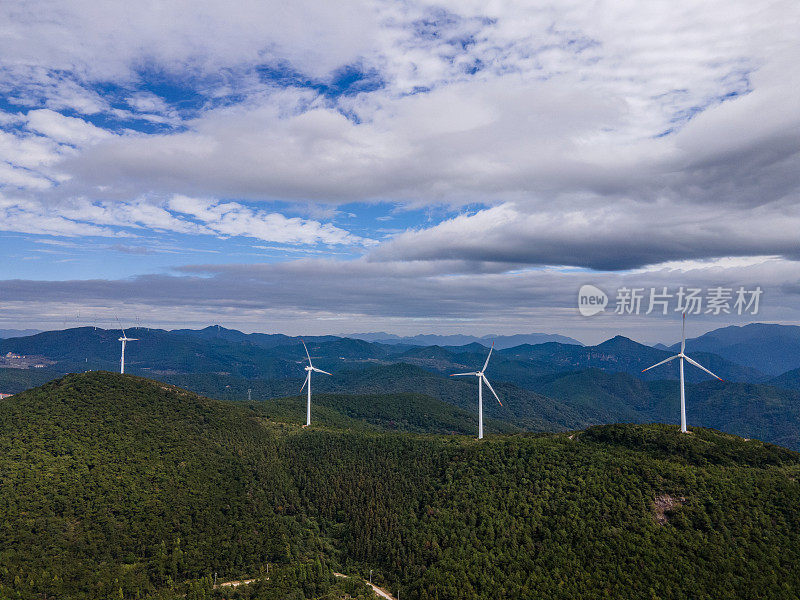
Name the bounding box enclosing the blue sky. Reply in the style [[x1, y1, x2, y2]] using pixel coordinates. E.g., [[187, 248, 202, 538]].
[[0, 0, 798, 343], [0, 200, 450, 280]]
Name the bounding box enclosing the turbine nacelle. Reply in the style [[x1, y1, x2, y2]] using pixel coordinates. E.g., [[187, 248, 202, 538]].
[[641, 313, 723, 433], [300, 339, 332, 426], [450, 342, 502, 439], [116, 319, 138, 375]]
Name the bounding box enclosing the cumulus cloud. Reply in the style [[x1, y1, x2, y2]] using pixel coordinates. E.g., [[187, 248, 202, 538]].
[[167, 195, 374, 245], [0, 0, 379, 82], [371, 201, 800, 270], [25, 109, 112, 146], [0, 194, 371, 245], [0, 196, 119, 237]]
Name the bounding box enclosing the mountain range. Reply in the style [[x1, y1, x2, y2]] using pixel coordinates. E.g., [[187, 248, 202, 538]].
[[343, 331, 583, 348], [2, 323, 800, 449], [0, 325, 769, 382], [669, 322, 800, 376]]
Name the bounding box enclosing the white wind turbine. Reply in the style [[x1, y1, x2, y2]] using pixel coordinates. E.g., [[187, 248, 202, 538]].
[[642, 313, 723, 433], [300, 340, 331, 427], [116, 318, 138, 374], [451, 342, 503, 439]]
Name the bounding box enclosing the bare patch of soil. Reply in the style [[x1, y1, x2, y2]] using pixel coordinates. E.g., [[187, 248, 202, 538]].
[[653, 494, 686, 525]]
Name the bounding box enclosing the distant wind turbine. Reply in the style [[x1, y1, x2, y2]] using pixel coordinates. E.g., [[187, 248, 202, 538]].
[[116, 318, 138, 375], [300, 339, 331, 427], [642, 313, 723, 433], [451, 342, 502, 439]]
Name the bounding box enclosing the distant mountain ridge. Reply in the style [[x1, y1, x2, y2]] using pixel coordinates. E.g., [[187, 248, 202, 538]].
[[343, 331, 584, 348], [499, 335, 765, 383], [0, 329, 40, 339], [2, 332, 800, 447], [0, 326, 768, 386], [669, 322, 800, 376]]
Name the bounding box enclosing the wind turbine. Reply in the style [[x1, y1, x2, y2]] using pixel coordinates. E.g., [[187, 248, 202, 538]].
[[300, 340, 331, 427], [116, 318, 138, 374], [451, 342, 502, 439], [642, 313, 723, 433]]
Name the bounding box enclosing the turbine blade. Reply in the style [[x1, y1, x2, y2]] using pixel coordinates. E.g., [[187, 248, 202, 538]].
[[300, 372, 310, 392], [482, 342, 494, 373], [450, 372, 478, 376], [481, 375, 502, 406], [642, 354, 679, 372], [115, 314, 126, 339], [301, 339, 312, 365], [681, 312, 686, 353], [684, 355, 724, 381], [313, 368, 332, 375]]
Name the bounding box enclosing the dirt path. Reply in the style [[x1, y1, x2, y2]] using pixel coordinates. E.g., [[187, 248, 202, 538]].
[[214, 577, 262, 589], [334, 572, 397, 600]]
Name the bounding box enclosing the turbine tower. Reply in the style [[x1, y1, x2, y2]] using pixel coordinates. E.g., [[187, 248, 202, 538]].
[[118, 326, 138, 374], [642, 313, 723, 433], [300, 339, 331, 427], [451, 342, 502, 439]]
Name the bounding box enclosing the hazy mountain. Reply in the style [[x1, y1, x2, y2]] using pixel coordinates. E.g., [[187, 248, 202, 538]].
[[2, 372, 799, 600], [0, 327, 300, 378], [769, 367, 800, 391], [669, 322, 800, 376], [173, 325, 342, 349], [0, 329, 40, 339], [501, 335, 766, 382], [344, 332, 584, 348], [0, 327, 768, 391]]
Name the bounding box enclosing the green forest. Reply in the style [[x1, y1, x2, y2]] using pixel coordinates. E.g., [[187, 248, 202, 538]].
[[1, 372, 799, 599]]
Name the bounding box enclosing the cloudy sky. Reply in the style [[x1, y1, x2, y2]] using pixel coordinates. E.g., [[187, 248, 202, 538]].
[[1, 0, 798, 344]]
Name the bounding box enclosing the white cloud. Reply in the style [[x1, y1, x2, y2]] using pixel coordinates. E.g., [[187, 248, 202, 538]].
[[371, 201, 800, 270], [0, 196, 118, 237], [0, 162, 54, 191], [125, 92, 169, 114], [168, 195, 375, 246], [0, 0, 379, 83], [25, 109, 112, 146], [0, 68, 110, 115], [0, 194, 373, 246]]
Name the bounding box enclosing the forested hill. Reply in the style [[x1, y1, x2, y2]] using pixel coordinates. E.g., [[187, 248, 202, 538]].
[[2, 372, 800, 600]]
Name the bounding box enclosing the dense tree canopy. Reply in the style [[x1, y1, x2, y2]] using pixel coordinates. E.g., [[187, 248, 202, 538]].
[[1, 372, 799, 599]]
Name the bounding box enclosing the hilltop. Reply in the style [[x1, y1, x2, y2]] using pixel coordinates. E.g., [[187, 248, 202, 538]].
[[2, 372, 799, 599]]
